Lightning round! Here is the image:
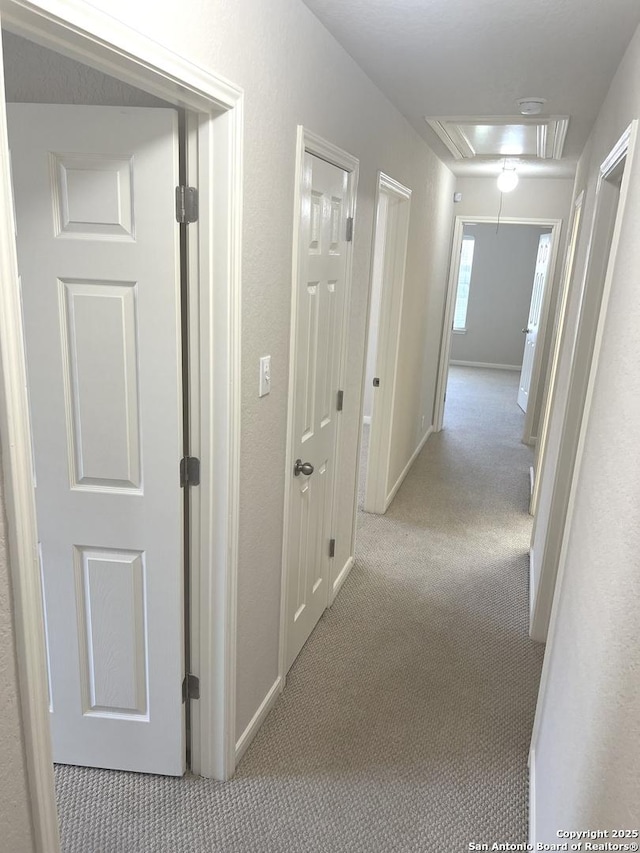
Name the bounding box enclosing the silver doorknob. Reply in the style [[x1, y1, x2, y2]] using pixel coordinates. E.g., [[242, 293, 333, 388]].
[[294, 459, 314, 477], [522, 328, 530, 334]]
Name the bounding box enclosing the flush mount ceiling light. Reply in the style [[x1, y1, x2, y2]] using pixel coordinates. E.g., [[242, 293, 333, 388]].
[[517, 97, 547, 116], [497, 166, 519, 193]]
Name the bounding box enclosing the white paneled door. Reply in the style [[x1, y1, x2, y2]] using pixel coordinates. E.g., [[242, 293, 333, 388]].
[[518, 232, 552, 412], [8, 104, 185, 775], [286, 153, 348, 671]]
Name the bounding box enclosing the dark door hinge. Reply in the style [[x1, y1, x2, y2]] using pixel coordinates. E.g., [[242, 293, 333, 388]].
[[176, 185, 198, 224], [182, 673, 200, 702], [329, 538, 336, 558], [336, 389, 344, 412], [346, 216, 354, 242], [373, 377, 380, 387], [180, 456, 200, 488]]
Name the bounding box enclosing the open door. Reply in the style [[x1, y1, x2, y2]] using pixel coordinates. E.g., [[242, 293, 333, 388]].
[[518, 232, 552, 413], [8, 103, 185, 775], [362, 174, 411, 514]]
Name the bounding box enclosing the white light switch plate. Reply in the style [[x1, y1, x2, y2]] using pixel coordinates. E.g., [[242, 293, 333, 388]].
[[259, 355, 271, 397]]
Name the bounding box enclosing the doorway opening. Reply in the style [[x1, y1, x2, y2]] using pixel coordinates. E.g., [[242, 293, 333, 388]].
[[529, 123, 636, 643], [435, 216, 562, 449], [0, 4, 242, 849], [359, 172, 411, 515]]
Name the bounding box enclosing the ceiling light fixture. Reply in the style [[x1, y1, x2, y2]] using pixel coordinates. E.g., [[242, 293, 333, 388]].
[[517, 97, 546, 116], [497, 166, 519, 193]]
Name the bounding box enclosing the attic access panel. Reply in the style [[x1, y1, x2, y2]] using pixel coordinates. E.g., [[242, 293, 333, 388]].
[[425, 115, 569, 160]]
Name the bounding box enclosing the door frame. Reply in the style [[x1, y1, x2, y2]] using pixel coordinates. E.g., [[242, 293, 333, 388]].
[[434, 215, 562, 443], [528, 122, 637, 645], [278, 126, 359, 683], [528, 121, 638, 844], [0, 1, 243, 849], [363, 172, 411, 513], [530, 191, 584, 516]]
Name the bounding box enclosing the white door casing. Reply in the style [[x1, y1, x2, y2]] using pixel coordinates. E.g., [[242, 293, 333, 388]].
[[284, 151, 349, 672], [9, 103, 185, 775], [528, 123, 637, 842], [434, 217, 560, 435], [529, 125, 635, 644], [518, 233, 552, 413], [530, 192, 584, 517]]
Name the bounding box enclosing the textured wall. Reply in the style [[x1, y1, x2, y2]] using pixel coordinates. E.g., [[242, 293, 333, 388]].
[[533, 22, 640, 838], [450, 223, 548, 368], [452, 177, 574, 439], [0, 0, 454, 748], [0, 449, 36, 852], [2, 31, 168, 106]]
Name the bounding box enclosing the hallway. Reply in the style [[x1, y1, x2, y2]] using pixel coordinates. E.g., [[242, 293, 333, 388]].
[[54, 366, 544, 852]]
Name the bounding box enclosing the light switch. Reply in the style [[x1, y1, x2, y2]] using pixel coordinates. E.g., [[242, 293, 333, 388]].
[[259, 355, 271, 397]]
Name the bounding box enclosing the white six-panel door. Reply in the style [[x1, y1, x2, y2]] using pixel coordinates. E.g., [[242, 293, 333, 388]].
[[518, 232, 552, 412], [286, 153, 348, 671], [8, 104, 185, 775]]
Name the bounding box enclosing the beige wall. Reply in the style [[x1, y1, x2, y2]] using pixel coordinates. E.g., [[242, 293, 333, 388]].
[[0, 0, 454, 776], [533, 21, 640, 838], [0, 451, 36, 853], [452, 177, 574, 439], [450, 223, 549, 368]]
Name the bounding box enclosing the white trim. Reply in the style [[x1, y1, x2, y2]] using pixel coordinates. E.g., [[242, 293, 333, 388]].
[[0, 35, 58, 853], [363, 172, 412, 514], [530, 191, 585, 517], [528, 546, 536, 626], [383, 426, 433, 512], [279, 127, 359, 685], [330, 555, 354, 602], [449, 360, 521, 371], [528, 121, 638, 802], [0, 9, 243, 846], [521, 228, 563, 445], [362, 415, 371, 426], [528, 747, 537, 846], [234, 676, 282, 764], [434, 216, 563, 436]]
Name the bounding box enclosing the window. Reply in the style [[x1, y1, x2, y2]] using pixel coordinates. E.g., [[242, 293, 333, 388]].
[[453, 236, 475, 332]]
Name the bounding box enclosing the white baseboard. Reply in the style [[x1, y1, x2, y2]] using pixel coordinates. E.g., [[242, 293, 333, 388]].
[[235, 676, 282, 763], [450, 360, 521, 371], [331, 555, 354, 602], [528, 747, 536, 846], [384, 426, 433, 512], [362, 415, 371, 426]]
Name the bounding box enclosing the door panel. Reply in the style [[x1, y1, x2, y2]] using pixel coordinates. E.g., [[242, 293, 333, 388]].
[[286, 153, 348, 671], [518, 232, 552, 412], [8, 103, 184, 775]]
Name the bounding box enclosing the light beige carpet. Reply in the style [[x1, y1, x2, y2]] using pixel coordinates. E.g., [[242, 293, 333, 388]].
[[54, 365, 543, 852]]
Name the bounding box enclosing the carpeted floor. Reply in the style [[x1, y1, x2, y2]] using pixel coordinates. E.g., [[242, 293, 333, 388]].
[[54, 365, 544, 853]]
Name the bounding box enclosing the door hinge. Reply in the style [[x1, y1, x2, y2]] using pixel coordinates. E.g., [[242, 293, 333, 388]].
[[182, 673, 200, 702], [346, 216, 354, 242], [329, 538, 336, 558], [180, 456, 200, 487], [373, 377, 380, 387], [336, 389, 344, 412], [175, 185, 199, 224]]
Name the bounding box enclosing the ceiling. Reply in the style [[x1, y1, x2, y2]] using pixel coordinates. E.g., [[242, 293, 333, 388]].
[[302, 0, 640, 178]]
